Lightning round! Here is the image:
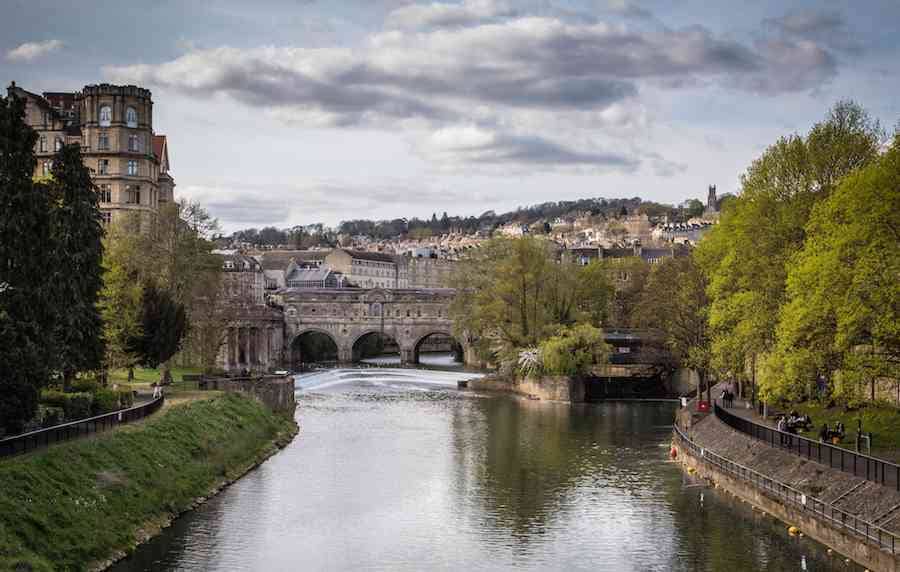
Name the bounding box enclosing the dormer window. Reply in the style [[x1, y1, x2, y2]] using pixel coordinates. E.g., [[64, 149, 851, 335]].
[[99, 105, 112, 127], [126, 107, 138, 128]]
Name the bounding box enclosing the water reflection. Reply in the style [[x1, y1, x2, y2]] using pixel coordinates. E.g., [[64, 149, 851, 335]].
[[112, 368, 860, 572]]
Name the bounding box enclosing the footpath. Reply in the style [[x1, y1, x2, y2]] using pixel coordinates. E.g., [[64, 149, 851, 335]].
[[675, 388, 900, 571]]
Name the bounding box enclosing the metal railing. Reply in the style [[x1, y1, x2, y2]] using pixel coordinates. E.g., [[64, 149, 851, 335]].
[[0, 395, 165, 459], [715, 404, 900, 491], [673, 423, 898, 554]]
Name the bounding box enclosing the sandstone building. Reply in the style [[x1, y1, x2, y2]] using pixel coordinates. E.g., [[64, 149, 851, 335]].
[[6, 81, 175, 224]]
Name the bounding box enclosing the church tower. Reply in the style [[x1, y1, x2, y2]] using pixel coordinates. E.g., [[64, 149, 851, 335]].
[[707, 184, 717, 212]]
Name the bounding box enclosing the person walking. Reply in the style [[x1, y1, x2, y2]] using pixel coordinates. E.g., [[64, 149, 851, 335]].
[[819, 423, 830, 443]]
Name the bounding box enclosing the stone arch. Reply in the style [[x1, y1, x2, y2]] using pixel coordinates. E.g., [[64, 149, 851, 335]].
[[290, 328, 340, 368], [412, 331, 463, 365], [351, 329, 401, 363]]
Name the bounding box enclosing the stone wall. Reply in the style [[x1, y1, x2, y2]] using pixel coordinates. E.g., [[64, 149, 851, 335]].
[[468, 375, 586, 402], [675, 412, 900, 571], [199, 374, 296, 414]]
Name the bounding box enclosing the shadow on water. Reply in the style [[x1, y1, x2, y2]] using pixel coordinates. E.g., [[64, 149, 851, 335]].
[[112, 368, 862, 572]]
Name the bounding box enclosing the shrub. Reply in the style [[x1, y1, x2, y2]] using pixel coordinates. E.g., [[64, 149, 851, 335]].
[[62, 392, 94, 420], [40, 389, 68, 408], [117, 390, 135, 409], [92, 389, 120, 415], [70, 377, 100, 394]]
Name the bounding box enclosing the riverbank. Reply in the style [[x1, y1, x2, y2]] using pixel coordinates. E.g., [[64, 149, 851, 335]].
[[674, 407, 900, 571], [0, 393, 298, 572]]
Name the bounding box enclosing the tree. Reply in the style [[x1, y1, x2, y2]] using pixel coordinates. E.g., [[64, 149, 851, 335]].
[[634, 256, 711, 400], [132, 284, 187, 377], [99, 219, 144, 380], [539, 324, 610, 376], [696, 101, 883, 402], [50, 143, 106, 388], [0, 94, 55, 433], [764, 137, 900, 404]]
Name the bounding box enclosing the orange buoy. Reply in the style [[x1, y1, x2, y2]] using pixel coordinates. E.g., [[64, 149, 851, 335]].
[[670, 446, 678, 459]]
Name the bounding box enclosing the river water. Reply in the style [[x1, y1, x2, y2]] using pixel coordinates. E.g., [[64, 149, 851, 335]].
[[113, 365, 858, 571]]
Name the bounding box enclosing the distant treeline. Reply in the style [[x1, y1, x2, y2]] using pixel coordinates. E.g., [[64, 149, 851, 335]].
[[229, 195, 719, 246]]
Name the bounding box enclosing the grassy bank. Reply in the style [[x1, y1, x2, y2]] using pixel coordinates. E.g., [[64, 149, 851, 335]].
[[791, 402, 900, 463], [108, 366, 203, 387], [0, 393, 297, 571]]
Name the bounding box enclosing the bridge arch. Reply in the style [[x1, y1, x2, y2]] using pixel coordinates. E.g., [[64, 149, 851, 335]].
[[290, 328, 340, 368], [351, 330, 402, 363], [412, 331, 463, 365]]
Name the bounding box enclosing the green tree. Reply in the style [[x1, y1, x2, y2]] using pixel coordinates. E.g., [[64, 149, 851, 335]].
[[132, 284, 188, 374], [50, 143, 106, 388], [99, 219, 144, 380], [539, 324, 610, 376], [0, 95, 54, 433], [634, 256, 711, 399], [696, 101, 883, 400], [764, 137, 900, 403]]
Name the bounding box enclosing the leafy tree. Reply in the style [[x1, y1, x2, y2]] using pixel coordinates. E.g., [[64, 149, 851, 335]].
[[99, 218, 144, 380], [682, 199, 705, 219], [132, 284, 187, 378], [634, 256, 711, 399], [50, 143, 106, 388], [538, 324, 610, 376], [0, 95, 54, 433], [764, 137, 900, 404], [696, 101, 883, 400]]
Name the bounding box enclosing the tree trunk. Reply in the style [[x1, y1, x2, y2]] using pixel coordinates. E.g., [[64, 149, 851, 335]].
[[63, 369, 74, 392], [127, 367, 134, 383], [161, 361, 173, 385]]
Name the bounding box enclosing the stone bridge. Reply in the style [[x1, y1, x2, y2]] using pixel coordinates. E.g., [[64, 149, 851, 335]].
[[281, 288, 460, 366]]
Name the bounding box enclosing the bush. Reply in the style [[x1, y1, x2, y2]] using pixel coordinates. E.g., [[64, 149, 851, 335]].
[[62, 393, 94, 420], [70, 377, 100, 394], [92, 389, 120, 415], [117, 390, 135, 409], [40, 389, 68, 408]]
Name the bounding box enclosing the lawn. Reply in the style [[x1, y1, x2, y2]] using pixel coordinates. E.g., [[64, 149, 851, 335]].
[[108, 366, 204, 389], [791, 401, 900, 463]]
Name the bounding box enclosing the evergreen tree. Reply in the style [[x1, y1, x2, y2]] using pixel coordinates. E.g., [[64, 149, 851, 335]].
[[50, 143, 106, 388], [0, 95, 55, 433], [131, 284, 188, 377]]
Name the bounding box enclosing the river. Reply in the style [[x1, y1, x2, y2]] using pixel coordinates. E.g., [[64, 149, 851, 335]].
[[112, 365, 858, 571]]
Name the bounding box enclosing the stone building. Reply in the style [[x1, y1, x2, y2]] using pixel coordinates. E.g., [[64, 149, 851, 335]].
[[325, 249, 399, 289], [405, 256, 455, 288], [6, 81, 174, 224]]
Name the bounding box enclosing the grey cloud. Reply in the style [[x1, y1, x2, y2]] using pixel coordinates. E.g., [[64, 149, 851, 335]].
[[763, 10, 861, 54], [386, 0, 518, 30]]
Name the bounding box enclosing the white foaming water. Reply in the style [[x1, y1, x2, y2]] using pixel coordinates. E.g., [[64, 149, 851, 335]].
[[294, 367, 483, 392]]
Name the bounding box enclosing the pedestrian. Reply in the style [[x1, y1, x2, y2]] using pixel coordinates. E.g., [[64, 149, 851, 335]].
[[680, 395, 688, 409], [819, 423, 829, 443]]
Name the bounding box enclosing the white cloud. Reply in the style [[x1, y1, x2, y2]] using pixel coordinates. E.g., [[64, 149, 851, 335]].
[[6, 39, 63, 62]]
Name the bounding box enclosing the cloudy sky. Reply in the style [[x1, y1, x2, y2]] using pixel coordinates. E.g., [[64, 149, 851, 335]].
[[3, 0, 898, 232]]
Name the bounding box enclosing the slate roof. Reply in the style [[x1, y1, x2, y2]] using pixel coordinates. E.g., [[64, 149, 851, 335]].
[[341, 249, 397, 264], [255, 250, 330, 270]]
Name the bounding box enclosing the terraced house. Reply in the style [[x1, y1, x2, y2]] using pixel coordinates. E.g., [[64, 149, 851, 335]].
[[6, 81, 175, 225]]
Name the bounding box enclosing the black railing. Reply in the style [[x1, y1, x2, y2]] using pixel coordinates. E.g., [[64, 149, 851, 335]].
[[0, 395, 165, 459], [715, 404, 900, 491], [673, 423, 898, 554]]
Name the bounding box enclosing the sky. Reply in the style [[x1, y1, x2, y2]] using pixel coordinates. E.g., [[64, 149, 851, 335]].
[[2, 0, 898, 233]]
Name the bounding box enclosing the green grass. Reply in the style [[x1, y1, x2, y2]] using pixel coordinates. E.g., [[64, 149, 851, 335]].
[[791, 402, 900, 463], [108, 366, 204, 388], [0, 393, 297, 571]]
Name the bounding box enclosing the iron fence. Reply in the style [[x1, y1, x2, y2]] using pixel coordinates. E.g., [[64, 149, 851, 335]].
[[673, 423, 898, 554], [0, 395, 164, 459], [715, 404, 900, 491]]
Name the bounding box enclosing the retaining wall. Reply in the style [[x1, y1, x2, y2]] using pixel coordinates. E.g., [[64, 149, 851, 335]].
[[199, 375, 296, 413], [467, 375, 586, 402]]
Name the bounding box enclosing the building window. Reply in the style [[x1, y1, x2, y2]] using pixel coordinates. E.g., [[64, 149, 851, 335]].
[[99, 105, 112, 127], [99, 184, 111, 203], [101, 212, 111, 225], [98, 131, 109, 150], [55, 137, 64, 152], [128, 134, 140, 152], [126, 185, 141, 205], [127, 160, 138, 176], [126, 107, 138, 128], [42, 161, 51, 176], [98, 159, 109, 175], [39, 136, 47, 153]]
